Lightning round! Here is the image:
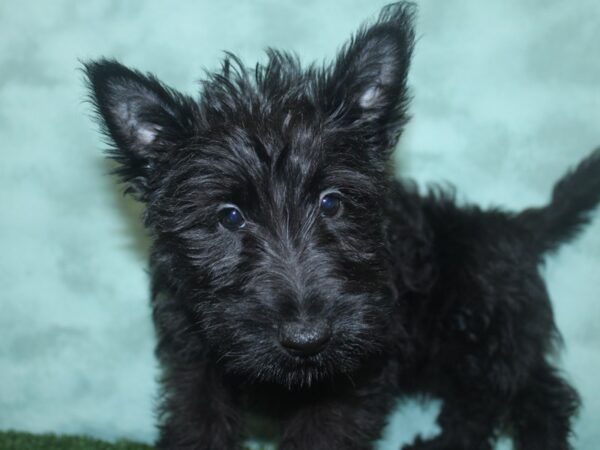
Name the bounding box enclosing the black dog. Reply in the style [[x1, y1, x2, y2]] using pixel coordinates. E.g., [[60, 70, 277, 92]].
[[85, 3, 599, 449]]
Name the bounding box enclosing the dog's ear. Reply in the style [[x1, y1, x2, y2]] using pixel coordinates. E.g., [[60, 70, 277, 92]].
[[84, 59, 198, 200], [326, 2, 416, 146]]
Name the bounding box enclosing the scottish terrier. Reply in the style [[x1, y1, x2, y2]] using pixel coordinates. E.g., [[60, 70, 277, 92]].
[[85, 3, 599, 449]]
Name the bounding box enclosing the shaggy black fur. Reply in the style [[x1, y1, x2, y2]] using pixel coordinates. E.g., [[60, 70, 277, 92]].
[[84, 3, 599, 449]]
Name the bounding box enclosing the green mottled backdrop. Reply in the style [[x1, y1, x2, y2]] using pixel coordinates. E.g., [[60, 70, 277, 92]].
[[0, 1, 598, 449]]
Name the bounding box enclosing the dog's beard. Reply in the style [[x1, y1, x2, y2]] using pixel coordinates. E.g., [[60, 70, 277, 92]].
[[216, 335, 386, 390], [200, 295, 394, 390]]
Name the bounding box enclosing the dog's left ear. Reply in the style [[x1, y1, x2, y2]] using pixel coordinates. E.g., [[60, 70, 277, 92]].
[[326, 2, 416, 147]]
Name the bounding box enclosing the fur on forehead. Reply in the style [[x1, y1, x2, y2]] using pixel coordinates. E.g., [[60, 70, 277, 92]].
[[197, 52, 325, 129], [193, 54, 391, 167], [192, 56, 350, 165]]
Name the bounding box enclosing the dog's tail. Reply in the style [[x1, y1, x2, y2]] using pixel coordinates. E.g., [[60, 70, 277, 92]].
[[517, 147, 600, 255]]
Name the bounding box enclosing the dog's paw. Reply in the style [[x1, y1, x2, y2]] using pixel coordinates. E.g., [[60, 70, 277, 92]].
[[401, 434, 441, 450], [402, 434, 492, 450]]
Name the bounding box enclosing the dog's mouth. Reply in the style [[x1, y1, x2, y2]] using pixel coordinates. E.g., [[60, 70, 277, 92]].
[[280, 350, 331, 373], [229, 343, 348, 389], [219, 336, 375, 390], [275, 340, 377, 388], [273, 358, 339, 389]]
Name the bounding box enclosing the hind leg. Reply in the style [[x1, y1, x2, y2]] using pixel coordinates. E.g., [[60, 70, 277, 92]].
[[402, 392, 501, 450], [511, 361, 580, 450]]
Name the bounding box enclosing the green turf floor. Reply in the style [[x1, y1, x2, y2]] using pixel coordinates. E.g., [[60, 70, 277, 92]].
[[0, 431, 153, 450], [0, 431, 269, 450]]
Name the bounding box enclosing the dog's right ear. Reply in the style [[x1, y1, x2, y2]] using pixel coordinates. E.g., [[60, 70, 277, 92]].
[[84, 59, 198, 200]]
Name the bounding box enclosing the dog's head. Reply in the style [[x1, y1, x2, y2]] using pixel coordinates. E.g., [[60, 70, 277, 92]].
[[86, 3, 415, 388]]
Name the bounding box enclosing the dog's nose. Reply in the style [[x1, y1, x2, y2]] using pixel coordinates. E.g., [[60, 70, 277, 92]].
[[278, 320, 332, 356]]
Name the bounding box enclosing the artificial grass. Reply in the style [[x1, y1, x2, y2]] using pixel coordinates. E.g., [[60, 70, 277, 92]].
[[0, 431, 153, 450], [0, 430, 270, 450]]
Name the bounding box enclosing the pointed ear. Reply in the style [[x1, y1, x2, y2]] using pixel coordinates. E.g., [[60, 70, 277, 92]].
[[84, 59, 198, 199], [326, 2, 416, 144]]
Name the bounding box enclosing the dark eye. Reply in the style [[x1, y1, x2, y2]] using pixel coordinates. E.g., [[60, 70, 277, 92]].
[[320, 193, 342, 217], [219, 207, 246, 230]]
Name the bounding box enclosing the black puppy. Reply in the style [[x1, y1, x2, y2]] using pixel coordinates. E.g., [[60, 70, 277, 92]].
[[85, 3, 599, 449]]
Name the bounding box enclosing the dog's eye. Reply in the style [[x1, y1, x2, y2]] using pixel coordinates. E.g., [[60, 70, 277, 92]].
[[320, 193, 342, 218], [218, 207, 246, 230]]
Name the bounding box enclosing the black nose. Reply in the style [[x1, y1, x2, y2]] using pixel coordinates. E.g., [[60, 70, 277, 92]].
[[278, 320, 332, 356]]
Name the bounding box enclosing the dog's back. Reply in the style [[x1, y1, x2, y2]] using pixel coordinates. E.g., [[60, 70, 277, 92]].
[[388, 149, 600, 449]]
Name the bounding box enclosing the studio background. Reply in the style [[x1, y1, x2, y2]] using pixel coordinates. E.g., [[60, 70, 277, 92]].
[[0, 1, 598, 449]]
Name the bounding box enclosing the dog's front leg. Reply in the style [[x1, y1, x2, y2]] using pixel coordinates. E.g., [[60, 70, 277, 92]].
[[156, 362, 244, 450], [279, 385, 395, 450]]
